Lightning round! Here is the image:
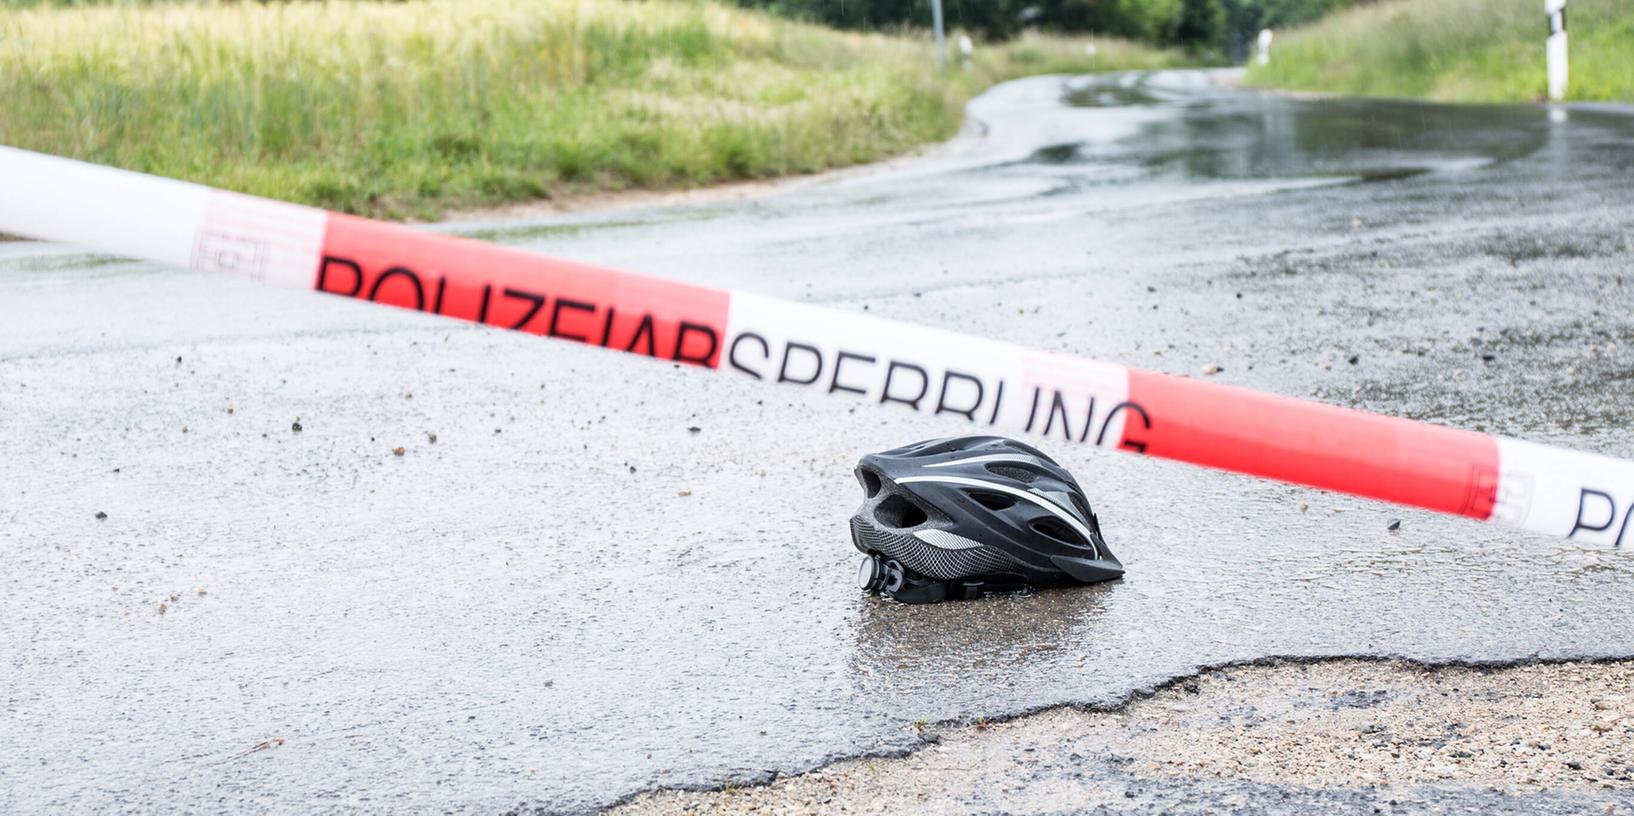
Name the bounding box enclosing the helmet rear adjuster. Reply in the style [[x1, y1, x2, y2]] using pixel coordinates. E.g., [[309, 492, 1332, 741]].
[[855, 553, 1031, 604]]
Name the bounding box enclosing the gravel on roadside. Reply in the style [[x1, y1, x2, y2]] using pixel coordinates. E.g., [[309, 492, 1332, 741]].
[[612, 658, 1634, 815]]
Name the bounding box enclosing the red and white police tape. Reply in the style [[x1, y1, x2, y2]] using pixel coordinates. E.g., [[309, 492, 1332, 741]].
[[3, 145, 1631, 546]]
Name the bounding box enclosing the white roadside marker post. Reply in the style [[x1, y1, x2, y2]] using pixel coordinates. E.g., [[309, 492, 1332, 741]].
[[1256, 29, 1273, 67], [1545, 0, 1568, 101], [958, 34, 973, 69], [931, 0, 946, 72]]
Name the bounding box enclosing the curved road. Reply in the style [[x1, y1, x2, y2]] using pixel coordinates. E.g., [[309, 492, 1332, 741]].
[[2, 70, 1633, 813]]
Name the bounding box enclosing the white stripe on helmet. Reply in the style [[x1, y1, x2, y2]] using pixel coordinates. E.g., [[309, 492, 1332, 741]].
[[896, 475, 1095, 546], [923, 453, 1038, 469]]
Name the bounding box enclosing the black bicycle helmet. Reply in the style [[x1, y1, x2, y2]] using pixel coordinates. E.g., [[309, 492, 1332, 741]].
[[850, 435, 1123, 603]]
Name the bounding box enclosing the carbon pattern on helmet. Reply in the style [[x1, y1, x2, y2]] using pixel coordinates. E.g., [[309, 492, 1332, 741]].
[[850, 517, 1025, 580]]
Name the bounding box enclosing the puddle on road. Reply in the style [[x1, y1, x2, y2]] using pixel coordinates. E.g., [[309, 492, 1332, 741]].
[[451, 217, 653, 243], [1050, 74, 1553, 183], [1062, 82, 1163, 108]]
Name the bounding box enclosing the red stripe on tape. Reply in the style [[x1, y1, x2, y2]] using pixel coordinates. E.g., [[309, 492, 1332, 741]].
[[1124, 370, 1500, 519], [316, 214, 731, 367]]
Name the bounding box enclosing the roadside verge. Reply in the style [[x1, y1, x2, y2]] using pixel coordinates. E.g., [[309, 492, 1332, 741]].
[[1244, 0, 1633, 103], [0, 0, 1183, 221]]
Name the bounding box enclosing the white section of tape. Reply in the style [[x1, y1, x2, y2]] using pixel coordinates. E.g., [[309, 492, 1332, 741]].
[[0, 146, 207, 267], [0, 147, 326, 288], [1017, 347, 1134, 448], [1496, 437, 1634, 546], [723, 292, 1130, 445], [195, 191, 327, 289]]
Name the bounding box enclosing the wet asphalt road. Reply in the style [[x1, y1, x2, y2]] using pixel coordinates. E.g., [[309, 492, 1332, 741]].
[[3, 70, 1634, 813]]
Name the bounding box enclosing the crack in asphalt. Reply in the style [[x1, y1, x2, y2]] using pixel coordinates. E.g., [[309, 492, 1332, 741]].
[[595, 651, 1634, 814]]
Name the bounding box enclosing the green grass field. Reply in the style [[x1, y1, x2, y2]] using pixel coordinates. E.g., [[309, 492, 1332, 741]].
[[1244, 0, 1634, 102], [0, 0, 1182, 220]]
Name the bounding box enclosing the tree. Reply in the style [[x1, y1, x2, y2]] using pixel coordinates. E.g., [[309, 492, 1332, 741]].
[[1176, 0, 1227, 54]]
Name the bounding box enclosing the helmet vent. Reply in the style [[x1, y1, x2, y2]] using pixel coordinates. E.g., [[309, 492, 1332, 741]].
[[1030, 517, 1084, 546], [966, 490, 1016, 511], [886, 439, 947, 458], [858, 468, 883, 498], [986, 464, 1038, 483], [874, 494, 928, 529], [1069, 493, 1098, 528]]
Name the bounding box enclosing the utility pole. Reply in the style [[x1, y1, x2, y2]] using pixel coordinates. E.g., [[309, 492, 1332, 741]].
[[931, 0, 946, 72], [1545, 0, 1568, 101]]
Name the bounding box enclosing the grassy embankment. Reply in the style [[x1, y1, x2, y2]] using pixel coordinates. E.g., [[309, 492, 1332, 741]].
[[1244, 0, 1634, 102], [0, 0, 1183, 220]]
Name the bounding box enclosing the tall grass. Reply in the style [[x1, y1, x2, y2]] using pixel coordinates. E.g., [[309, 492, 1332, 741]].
[[0, 0, 1183, 219], [1243, 0, 1634, 102]]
